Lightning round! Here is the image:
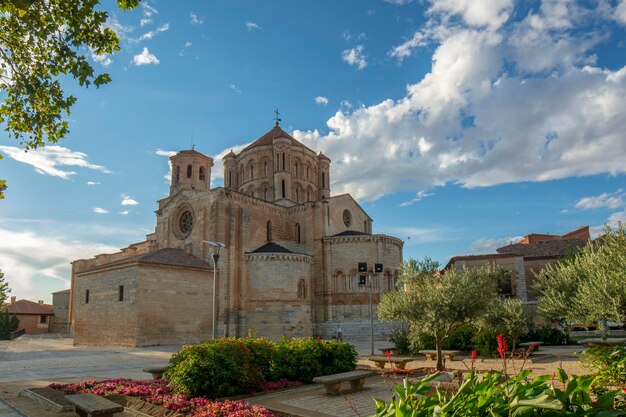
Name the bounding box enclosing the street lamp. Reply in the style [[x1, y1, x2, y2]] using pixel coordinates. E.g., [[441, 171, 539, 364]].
[[203, 240, 225, 339], [358, 262, 383, 356]]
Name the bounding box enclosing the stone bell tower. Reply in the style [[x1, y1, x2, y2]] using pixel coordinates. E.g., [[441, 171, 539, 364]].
[[169, 149, 214, 195]]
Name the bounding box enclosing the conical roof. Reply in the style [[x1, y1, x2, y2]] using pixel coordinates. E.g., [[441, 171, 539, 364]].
[[241, 124, 307, 153]]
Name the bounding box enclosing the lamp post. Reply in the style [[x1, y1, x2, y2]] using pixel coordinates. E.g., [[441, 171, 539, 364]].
[[203, 240, 225, 339]]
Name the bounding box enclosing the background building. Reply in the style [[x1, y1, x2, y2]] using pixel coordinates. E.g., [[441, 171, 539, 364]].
[[445, 226, 590, 301], [6, 297, 53, 334], [69, 122, 404, 346]]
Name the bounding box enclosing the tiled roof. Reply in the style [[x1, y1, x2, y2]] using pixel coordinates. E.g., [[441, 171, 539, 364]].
[[241, 125, 306, 153], [248, 242, 293, 254], [333, 230, 370, 237], [7, 299, 53, 315], [496, 238, 588, 257], [82, 248, 212, 273]]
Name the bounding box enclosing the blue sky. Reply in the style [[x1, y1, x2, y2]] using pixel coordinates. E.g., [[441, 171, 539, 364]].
[[1, 0, 626, 302]]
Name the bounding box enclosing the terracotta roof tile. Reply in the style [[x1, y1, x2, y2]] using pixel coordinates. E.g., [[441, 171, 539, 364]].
[[7, 299, 53, 315], [333, 230, 370, 237], [496, 238, 588, 257], [241, 125, 306, 153], [248, 242, 293, 254], [82, 248, 212, 273]]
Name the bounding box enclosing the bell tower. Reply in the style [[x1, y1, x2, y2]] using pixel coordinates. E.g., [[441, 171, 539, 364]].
[[169, 149, 214, 195]]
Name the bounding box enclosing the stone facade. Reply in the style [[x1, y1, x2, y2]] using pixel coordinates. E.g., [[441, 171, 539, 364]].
[[70, 122, 403, 346], [51, 289, 70, 334]]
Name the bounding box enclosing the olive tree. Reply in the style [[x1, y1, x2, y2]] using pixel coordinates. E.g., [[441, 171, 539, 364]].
[[379, 258, 498, 370], [480, 297, 527, 353], [536, 224, 626, 338]]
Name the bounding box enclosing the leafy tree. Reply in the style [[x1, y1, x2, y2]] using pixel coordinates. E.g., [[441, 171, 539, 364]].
[[379, 258, 498, 370], [536, 224, 626, 338], [480, 297, 527, 352], [0, 268, 9, 307], [0, 270, 18, 339], [0, 0, 139, 198]]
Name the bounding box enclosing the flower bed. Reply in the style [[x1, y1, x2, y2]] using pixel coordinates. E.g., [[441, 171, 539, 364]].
[[49, 378, 284, 417]]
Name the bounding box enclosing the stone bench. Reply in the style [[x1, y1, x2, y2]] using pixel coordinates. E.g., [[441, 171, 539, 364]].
[[65, 393, 124, 417], [143, 366, 169, 380], [312, 370, 375, 395], [519, 341, 544, 351], [419, 350, 461, 361], [366, 355, 413, 370]]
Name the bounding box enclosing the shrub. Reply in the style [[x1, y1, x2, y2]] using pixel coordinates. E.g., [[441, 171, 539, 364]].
[[165, 339, 265, 398], [581, 344, 626, 387], [270, 337, 357, 383], [443, 324, 476, 352], [388, 328, 412, 355], [237, 336, 275, 377], [523, 326, 567, 345], [471, 329, 499, 356], [409, 332, 435, 353], [374, 368, 625, 416]]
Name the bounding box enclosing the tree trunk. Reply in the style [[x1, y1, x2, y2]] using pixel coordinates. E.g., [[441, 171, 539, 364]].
[[436, 339, 444, 371]]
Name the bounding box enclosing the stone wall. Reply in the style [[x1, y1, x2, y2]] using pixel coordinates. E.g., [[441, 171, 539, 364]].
[[317, 320, 403, 341], [51, 290, 70, 334], [73, 265, 140, 346], [136, 265, 212, 346], [15, 314, 51, 334]]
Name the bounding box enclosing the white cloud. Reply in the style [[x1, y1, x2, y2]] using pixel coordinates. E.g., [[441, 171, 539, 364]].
[[341, 45, 367, 69], [246, 21, 260, 31], [136, 23, 169, 42], [429, 0, 514, 29], [279, 3, 626, 201], [0, 226, 118, 299], [121, 195, 139, 206], [383, 226, 449, 244], [399, 190, 433, 207], [90, 51, 112, 67], [133, 47, 160, 66], [383, 0, 412, 4], [0, 145, 111, 180], [315, 96, 329, 105], [390, 31, 429, 61], [140, 18, 152, 27], [591, 210, 626, 238], [574, 190, 624, 210], [119, 210, 130, 215], [190, 12, 204, 25], [230, 84, 242, 94], [86, 181, 100, 186], [185, 41, 192, 47], [93, 207, 109, 214], [617, 1, 626, 25], [156, 149, 177, 183], [464, 235, 523, 254]]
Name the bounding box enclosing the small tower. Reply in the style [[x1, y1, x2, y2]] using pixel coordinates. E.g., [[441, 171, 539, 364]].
[[222, 150, 237, 190], [169, 149, 214, 195], [318, 152, 331, 199]]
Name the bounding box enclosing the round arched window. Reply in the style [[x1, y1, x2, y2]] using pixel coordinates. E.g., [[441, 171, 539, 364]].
[[173, 206, 194, 240], [343, 209, 352, 227], [179, 211, 193, 235]]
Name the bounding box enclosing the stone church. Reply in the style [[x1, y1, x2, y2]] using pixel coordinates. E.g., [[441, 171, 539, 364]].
[[69, 121, 404, 346]]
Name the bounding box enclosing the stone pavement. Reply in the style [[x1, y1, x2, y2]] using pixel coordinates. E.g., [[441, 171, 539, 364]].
[[0, 397, 28, 417]]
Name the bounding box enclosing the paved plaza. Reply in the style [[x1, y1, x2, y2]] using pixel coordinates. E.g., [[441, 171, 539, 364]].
[[0, 334, 589, 417]]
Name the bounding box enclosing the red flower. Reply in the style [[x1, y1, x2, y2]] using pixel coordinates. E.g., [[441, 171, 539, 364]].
[[470, 350, 477, 360], [622, 387, 626, 393], [496, 333, 508, 359], [317, 335, 322, 340], [385, 350, 391, 359]]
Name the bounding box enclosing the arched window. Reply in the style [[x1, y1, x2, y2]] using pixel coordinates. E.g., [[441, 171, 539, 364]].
[[199, 167, 206, 181], [250, 165, 254, 180], [295, 223, 301, 244], [175, 166, 180, 184], [276, 153, 279, 168], [282, 153, 285, 170], [364, 220, 367, 232], [297, 279, 307, 300], [187, 164, 193, 178], [228, 170, 232, 187], [295, 162, 299, 177], [295, 188, 299, 203], [281, 180, 286, 198], [263, 162, 268, 177], [322, 172, 325, 188], [266, 221, 272, 242], [307, 190, 311, 201]]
